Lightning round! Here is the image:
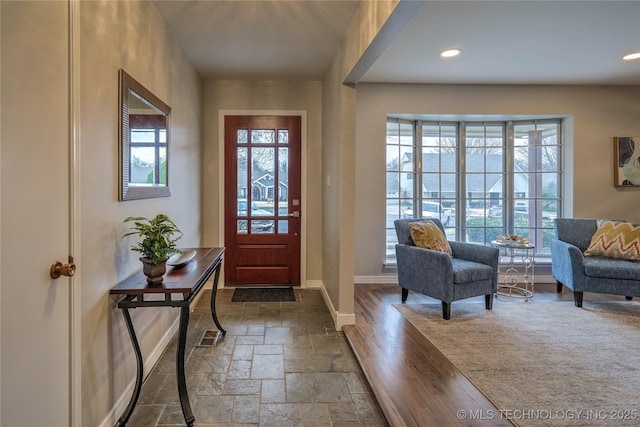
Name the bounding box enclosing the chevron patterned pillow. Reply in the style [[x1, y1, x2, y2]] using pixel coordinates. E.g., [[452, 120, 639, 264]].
[[583, 219, 640, 262]]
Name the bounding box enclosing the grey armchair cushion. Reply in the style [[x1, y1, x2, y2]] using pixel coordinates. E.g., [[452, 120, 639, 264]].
[[583, 257, 640, 281], [451, 258, 494, 283]]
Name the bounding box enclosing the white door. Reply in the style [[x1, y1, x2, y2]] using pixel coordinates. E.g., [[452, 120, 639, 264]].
[[1, 1, 74, 425]]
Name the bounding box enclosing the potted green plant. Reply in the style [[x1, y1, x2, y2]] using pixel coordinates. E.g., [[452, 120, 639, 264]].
[[122, 213, 183, 284]]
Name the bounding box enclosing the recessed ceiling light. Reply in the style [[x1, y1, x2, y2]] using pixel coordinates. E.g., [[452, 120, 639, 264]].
[[441, 48, 461, 58], [622, 51, 640, 61]]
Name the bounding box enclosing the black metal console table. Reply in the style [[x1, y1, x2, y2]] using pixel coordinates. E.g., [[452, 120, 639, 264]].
[[110, 247, 226, 427]]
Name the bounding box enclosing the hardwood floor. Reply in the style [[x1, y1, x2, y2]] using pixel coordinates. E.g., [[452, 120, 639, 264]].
[[343, 283, 619, 427]]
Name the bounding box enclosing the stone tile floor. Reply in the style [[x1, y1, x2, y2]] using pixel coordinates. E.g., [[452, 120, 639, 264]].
[[127, 288, 387, 426]]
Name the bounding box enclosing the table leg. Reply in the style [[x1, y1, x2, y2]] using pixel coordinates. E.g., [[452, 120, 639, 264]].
[[210, 263, 226, 336], [115, 307, 144, 427], [176, 305, 195, 426]]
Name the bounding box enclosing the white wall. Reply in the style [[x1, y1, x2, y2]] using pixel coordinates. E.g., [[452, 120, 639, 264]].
[[354, 83, 640, 278], [78, 2, 202, 425], [319, 0, 403, 327]]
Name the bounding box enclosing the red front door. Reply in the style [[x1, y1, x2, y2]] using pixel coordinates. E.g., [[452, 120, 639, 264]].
[[224, 115, 301, 285]]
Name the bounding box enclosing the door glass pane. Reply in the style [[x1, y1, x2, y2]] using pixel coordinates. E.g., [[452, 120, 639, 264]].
[[237, 147, 248, 200], [252, 129, 274, 144], [278, 130, 288, 144], [277, 147, 289, 219], [237, 220, 247, 234], [251, 220, 274, 233], [237, 129, 248, 144], [237, 199, 248, 217], [278, 220, 288, 234], [252, 147, 275, 211]]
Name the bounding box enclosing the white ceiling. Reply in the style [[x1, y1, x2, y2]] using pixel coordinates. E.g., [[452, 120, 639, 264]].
[[154, 0, 640, 85], [153, 0, 361, 80]]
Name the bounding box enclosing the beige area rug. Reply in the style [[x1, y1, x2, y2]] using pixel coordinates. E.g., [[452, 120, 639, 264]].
[[394, 300, 640, 427]]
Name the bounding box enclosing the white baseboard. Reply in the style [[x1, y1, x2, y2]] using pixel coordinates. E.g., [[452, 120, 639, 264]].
[[335, 312, 356, 330], [355, 273, 555, 285], [354, 275, 398, 284], [304, 279, 323, 289], [311, 281, 354, 330]]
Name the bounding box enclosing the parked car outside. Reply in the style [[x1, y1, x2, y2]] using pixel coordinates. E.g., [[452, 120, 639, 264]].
[[238, 199, 274, 232], [402, 201, 452, 226], [488, 202, 554, 220]]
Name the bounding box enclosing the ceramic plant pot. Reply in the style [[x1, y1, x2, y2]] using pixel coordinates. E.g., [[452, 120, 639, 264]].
[[140, 257, 167, 285]]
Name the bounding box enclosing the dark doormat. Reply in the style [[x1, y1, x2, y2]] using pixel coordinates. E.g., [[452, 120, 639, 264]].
[[231, 286, 296, 302]]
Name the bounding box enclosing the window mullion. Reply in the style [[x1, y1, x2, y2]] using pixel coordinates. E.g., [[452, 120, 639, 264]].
[[416, 121, 423, 215], [458, 122, 466, 241], [506, 122, 515, 233]]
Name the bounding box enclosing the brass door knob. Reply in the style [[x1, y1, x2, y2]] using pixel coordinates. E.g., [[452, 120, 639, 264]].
[[50, 256, 76, 279]]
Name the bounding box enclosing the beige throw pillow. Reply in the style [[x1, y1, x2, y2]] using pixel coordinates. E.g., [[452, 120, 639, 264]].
[[583, 219, 640, 262], [408, 221, 452, 256]]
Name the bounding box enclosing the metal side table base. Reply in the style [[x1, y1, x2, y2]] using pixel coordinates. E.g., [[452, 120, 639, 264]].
[[110, 248, 225, 427], [177, 305, 195, 426], [115, 307, 144, 427]]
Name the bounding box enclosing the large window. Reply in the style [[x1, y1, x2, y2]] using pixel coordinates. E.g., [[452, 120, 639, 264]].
[[386, 118, 563, 259]]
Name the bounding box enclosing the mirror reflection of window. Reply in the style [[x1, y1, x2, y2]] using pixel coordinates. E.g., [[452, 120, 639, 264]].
[[118, 69, 171, 201], [128, 90, 167, 185]]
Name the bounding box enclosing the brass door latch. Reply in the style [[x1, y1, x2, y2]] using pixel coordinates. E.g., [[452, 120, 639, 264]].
[[50, 256, 76, 279]]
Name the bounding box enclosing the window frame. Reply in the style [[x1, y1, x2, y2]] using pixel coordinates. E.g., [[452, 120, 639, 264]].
[[386, 117, 563, 260]]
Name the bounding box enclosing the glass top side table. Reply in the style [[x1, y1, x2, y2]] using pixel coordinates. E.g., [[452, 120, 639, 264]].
[[491, 240, 535, 301]]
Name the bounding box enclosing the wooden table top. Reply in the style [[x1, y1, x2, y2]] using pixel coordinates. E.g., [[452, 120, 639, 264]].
[[110, 247, 225, 295]]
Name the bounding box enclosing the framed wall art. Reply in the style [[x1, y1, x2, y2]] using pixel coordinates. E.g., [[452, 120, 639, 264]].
[[614, 136, 640, 187]]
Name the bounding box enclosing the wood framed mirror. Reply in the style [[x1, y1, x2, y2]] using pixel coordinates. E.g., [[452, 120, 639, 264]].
[[118, 69, 171, 201]]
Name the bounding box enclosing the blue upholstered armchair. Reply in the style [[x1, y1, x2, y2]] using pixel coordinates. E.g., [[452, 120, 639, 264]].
[[551, 218, 640, 307], [394, 218, 500, 319]]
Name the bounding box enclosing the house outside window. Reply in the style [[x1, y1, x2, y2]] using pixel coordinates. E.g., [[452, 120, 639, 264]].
[[386, 117, 563, 260]]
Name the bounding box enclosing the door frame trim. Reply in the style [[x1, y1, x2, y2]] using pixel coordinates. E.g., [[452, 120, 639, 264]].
[[70, 0, 82, 425], [218, 110, 307, 287]]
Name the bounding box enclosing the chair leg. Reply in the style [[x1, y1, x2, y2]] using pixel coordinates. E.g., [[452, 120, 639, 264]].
[[401, 288, 408, 302], [626, 296, 633, 301], [485, 294, 493, 310], [441, 302, 451, 320], [573, 291, 583, 307], [556, 281, 563, 293]]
